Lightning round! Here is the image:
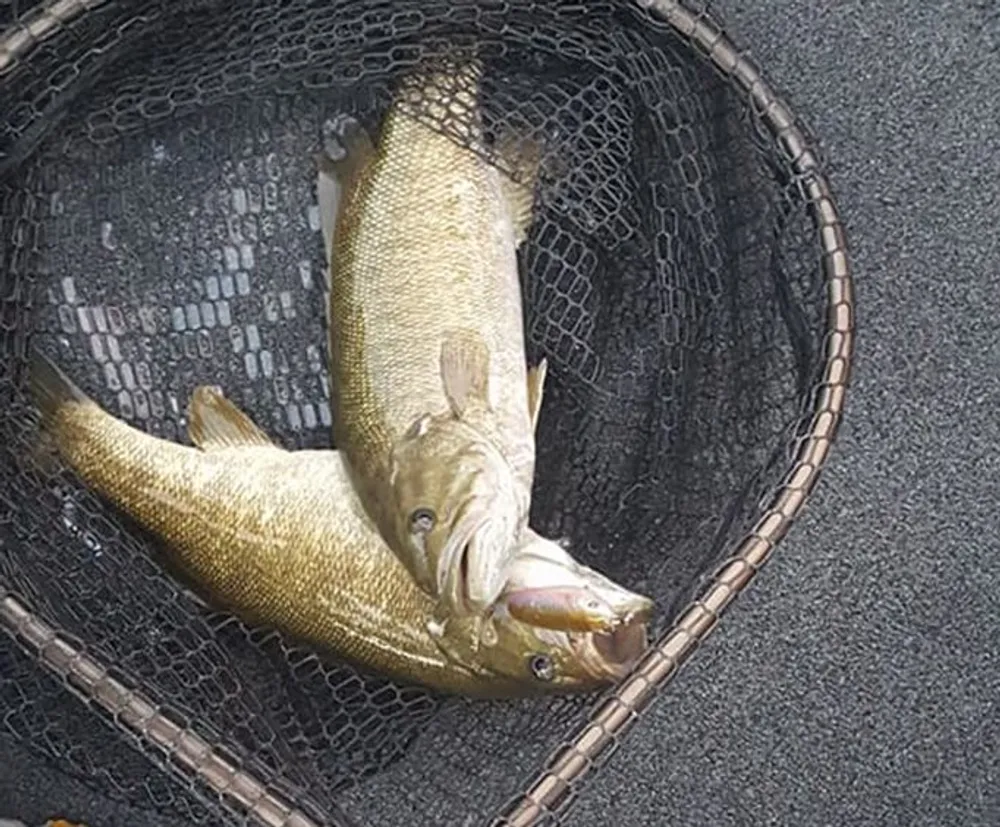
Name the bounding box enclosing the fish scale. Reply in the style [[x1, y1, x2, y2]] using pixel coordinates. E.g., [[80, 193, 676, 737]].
[[29, 352, 646, 697], [326, 60, 539, 609]]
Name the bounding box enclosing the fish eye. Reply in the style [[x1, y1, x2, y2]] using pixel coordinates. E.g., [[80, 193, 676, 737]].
[[409, 508, 436, 534], [529, 654, 555, 682]]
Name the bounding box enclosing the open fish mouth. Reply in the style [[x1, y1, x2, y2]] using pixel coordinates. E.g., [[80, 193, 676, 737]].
[[436, 508, 492, 611], [575, 614, 649, 681]]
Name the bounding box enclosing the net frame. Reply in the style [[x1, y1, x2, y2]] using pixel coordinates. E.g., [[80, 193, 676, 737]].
[[0, 0, 855, 825], [494, 3, 854, 820]]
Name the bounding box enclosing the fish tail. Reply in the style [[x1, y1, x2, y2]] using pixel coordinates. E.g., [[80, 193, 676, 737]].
[[29, 349, 90, 424], [495, 131, 544, 247], [26, 349, 91, 475]]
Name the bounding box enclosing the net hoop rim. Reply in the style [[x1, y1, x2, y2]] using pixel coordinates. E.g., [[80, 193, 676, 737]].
[[0, 1, 856, 825], [496, 1, 855, 824]]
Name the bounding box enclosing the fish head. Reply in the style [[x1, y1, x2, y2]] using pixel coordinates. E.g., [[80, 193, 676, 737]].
[[390, 413, 528, 609], [498, 533, 656, 634], [474, 604, 651, 692]]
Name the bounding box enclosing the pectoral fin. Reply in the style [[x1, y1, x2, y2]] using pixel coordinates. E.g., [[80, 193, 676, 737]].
[[526, 358, 548, 433], [29, 350, 89, 416], [187, 386, 275, 451], [440, 331, 491, 419]]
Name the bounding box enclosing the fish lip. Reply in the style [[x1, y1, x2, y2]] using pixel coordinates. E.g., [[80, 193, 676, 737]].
[[578, 580, 655, 628], [574, 615, 649, 681], [612, 595, 655, 625], [436, 508, 491, 610]]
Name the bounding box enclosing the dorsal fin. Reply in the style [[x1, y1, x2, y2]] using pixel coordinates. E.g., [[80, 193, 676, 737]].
[[440, 330, 492, 419], [187, 386, 275, 451]]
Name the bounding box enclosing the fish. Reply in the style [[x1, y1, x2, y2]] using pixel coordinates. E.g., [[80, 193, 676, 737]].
[[27, 351, 648, 697], [320, 56, 545, 624]]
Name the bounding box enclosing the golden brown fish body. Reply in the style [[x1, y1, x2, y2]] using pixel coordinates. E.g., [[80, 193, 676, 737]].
[[30, 354, 645, 697], [325, 59, 542, 617]]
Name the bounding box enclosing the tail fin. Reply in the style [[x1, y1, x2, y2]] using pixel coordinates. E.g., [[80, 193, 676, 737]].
[[29, 349, 88, 424], [314, 115, 376, 279], [26, 350, 88, 474], [495, 132, 544, 247]]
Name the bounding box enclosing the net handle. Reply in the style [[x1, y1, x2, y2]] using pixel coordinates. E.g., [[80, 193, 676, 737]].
[[493, 1, 855, 824]]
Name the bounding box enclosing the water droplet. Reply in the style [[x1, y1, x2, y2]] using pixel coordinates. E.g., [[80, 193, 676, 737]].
[[205, 275, 220, 300], [171, 307, 186, 332], [236, 271, 251, 295], [100, 221, 117, 251], [244, 352, 259, 380], [232, 187, 248, 215], [299, 260, 313, 290]]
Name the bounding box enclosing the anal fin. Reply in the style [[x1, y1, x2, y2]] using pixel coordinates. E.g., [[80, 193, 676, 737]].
[[187, 386, 275, 451]]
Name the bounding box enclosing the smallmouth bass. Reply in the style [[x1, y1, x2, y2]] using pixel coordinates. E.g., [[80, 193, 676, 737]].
[[28, 352, 647, 697], [322, 57, 544, 622]]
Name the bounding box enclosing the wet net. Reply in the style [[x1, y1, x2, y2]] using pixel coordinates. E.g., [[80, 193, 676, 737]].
[[0, 1, 852, 825]]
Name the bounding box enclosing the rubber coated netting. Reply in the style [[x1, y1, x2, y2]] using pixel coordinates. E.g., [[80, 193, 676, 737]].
[[0, 1, 829, 825]]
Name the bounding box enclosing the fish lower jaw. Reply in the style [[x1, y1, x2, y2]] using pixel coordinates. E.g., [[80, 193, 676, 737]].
[[577, 617, 650, 681]]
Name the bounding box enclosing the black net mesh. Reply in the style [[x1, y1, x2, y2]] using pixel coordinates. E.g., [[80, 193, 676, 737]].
[[0, 1, 835, 825]]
